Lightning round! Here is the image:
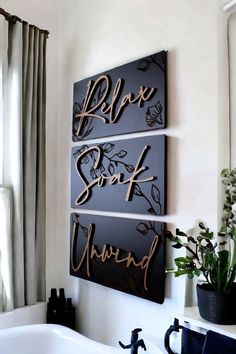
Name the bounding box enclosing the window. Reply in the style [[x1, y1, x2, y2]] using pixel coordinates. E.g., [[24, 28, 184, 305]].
[[0, 9, 48, 311]]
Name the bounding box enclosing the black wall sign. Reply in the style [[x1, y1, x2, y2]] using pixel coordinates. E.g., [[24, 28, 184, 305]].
[[70, 51, 168, 303], [72, 51, 167, 141], [71, 135, 166, 216], [70, 213, 165, 304]]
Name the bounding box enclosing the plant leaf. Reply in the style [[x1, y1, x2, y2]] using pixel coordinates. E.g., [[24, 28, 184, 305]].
[[198, 222, 206, 230], [219, 241, 227, 246], [194, 269, 201, 277], [217, 250, 230, 290], [175, 256, 193, 263], [176, 229, 188, 237], [187, 236, 197, 244], [172, 243, 183, 249], [174, 270, 193, 277]]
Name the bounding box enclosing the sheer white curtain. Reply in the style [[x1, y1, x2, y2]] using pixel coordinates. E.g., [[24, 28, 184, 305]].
[[0, 12, 47, 310]]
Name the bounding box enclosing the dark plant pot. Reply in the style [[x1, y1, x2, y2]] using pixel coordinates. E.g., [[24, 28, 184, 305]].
[[197, 283, 236, 325]]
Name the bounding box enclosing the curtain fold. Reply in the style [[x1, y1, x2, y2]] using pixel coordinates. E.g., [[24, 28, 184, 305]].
[[0, 17, 13, 312], [0, 187, 13, 311], [0, 16, 7, 184], [0, 15, 47, 310], [23, 24, 38, 306], [35, 30, 47, 301], [7, 20, 25, 308]]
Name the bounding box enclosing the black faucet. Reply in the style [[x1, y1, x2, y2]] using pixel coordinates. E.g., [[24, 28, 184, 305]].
[[119, 328, 146, 354], [164, 318, 183, 354]]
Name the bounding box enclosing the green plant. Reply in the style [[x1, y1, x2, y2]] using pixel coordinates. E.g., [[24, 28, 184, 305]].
[[166, 168, 236, 293]]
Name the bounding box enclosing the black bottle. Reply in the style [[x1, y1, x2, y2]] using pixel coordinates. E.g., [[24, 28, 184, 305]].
[[65, 298, 76, 330], [47, 288, 58, 324], [57, 288, 67, 326], [59, 288, 66, 308]]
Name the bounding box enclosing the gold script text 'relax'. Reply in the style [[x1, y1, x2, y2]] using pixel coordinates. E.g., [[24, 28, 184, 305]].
[[75, 75, 156, 137]]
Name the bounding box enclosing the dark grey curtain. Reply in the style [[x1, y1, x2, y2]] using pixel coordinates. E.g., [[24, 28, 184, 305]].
[[1, 16, 47, 309]]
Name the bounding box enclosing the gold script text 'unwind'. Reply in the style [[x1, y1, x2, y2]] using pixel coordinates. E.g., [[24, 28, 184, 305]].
[[71, 223, 159, 291]]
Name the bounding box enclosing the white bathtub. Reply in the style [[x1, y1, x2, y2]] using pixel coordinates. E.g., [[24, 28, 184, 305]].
[[0, 324, 164, 354], [0, 303, 46, 330]]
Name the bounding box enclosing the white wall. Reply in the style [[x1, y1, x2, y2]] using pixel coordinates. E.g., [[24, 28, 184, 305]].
[[228, 12, 236, 167], [56, 0, 227, 347], [0, 0, 229, 349]]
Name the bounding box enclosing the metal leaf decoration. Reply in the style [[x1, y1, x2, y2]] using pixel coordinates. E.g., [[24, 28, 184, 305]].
[[151, 184, 160, 204], [72, 213, 80, 224], [147, 207, 156, 215], [117, 150, 127, 158], [136, 222, 149, 236], [137, 59, 151, 72], [100, 143, 115, 153], [81, 225, 88, 238], [108, 163, 115, 176], [125, 164, 135, 173], [133, 184, 143, 196]]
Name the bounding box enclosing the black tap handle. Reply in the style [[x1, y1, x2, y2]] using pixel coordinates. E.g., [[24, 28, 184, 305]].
[[131, 328, 142, 343], [164, 318, 184, 354], [119, 341, 131, 349], [132, 328, 142, 334], [138, 339, 146, 351], [119, 328, 146, 354]]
